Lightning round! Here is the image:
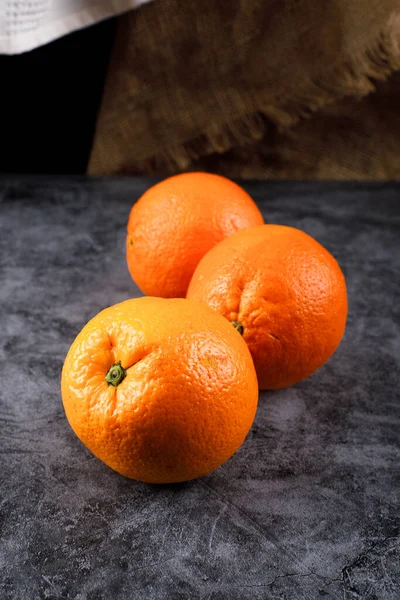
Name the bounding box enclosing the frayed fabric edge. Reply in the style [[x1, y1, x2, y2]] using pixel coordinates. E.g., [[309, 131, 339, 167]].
[[90, 12, 400, 175]]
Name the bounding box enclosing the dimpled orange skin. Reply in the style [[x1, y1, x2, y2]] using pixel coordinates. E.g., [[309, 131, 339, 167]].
[[187, 225, 348, 390], [61, 297, 258, 484], [126, 172, 264, 298]]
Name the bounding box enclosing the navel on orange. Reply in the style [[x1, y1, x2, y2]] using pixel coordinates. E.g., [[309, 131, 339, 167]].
[[61, 297, 258, 483]]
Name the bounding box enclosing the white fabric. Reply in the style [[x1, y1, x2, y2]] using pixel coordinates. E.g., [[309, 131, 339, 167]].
[[0, 0, 153, 54]]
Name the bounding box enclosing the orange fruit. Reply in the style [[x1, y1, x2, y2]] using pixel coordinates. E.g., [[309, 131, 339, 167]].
[[187, 225, 348, 389], [126, 172, 264, 298], [61, 297, 258, 483]]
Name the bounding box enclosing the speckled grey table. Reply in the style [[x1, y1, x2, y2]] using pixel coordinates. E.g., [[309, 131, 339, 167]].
[[1, 178, 399, 600]]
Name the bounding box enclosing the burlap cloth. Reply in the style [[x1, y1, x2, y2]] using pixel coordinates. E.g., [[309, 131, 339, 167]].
[[88, 0, 400, 179]]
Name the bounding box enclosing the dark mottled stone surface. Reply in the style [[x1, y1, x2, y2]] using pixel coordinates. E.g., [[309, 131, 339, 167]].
[[0, 178, 399, 599]]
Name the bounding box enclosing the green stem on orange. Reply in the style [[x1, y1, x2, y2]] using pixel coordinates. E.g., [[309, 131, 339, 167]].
[[105, 361, 127, 387], [231, 321, 244, 335]]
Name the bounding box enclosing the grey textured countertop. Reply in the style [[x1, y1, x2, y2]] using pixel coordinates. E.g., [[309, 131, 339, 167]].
[[1, 178, 399, 600]]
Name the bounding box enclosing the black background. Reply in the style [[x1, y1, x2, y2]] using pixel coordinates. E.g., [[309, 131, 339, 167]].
[[0, 20, 115, 174]]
